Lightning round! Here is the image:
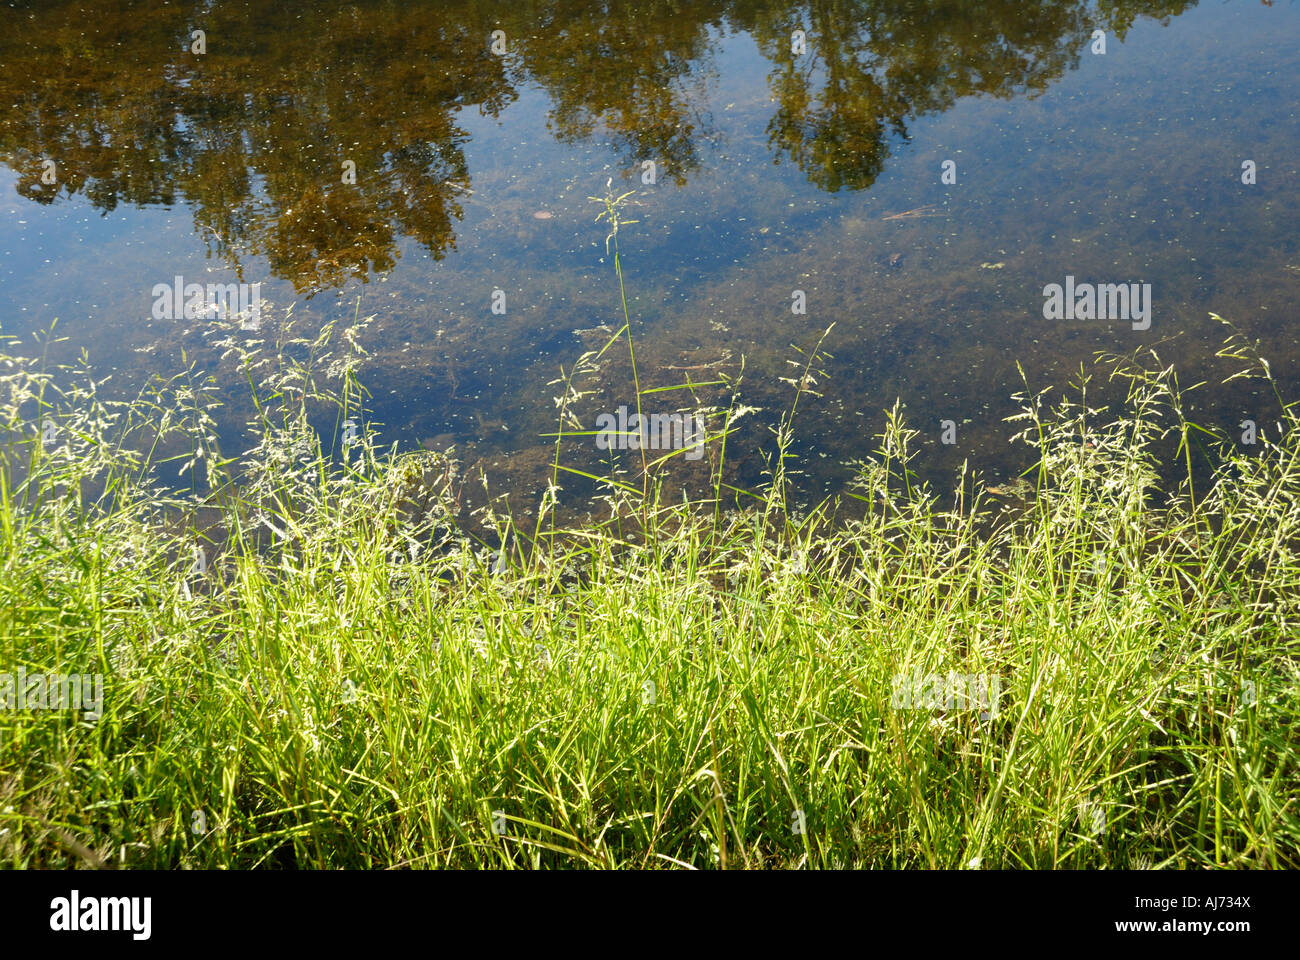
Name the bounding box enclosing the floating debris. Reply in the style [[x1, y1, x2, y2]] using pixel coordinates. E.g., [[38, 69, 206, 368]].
[[985, 477, 1032, 498], [664, 347, 734, 371], [882, 204, 941, 221]]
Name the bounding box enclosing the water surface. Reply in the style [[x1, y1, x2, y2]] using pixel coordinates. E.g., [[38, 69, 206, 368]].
[[2, 0, 1297, 512]]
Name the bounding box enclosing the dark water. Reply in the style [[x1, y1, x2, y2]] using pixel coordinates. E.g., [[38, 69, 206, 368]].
[[2, 0, 1297, 513]]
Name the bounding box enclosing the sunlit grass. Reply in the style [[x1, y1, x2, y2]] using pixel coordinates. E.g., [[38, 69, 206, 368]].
[[1, 303, 1297, 869]]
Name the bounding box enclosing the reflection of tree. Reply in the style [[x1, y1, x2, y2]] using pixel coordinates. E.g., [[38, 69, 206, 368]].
[[1098, 0, 1201, 38], [0, 0, 513, 293], [731, 0, 1196, 192], [505, 1, 731, 185], [0, 0, 1198, 288]]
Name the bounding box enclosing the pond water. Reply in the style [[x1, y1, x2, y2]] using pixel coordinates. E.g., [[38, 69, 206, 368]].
[[1, 0, 1297, 516]]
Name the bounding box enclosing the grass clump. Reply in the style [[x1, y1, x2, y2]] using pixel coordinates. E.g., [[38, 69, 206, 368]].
[[1, 310, 1297, 869]]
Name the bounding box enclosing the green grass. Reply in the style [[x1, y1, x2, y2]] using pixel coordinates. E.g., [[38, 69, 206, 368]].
[[2, 193, 1297, 869], [1, 309, 1297, 869]]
